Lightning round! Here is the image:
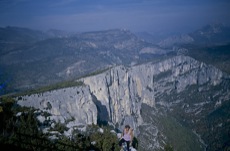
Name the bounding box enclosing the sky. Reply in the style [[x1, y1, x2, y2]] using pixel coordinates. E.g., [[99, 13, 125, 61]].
[[0, 0, 230, 34]]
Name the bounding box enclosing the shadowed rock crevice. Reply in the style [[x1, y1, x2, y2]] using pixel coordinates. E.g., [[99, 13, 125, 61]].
[[16, 55, 230, 151], [91, 93, 109, 125]]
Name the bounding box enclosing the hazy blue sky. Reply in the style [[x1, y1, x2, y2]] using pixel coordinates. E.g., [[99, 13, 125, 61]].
[[0, 0, 230, 33]]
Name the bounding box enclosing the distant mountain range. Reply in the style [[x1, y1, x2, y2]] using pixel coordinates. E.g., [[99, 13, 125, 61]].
[[0, 24, 230, 95], [158, 24, 230, 48], [1, 24, 230, 151], [0, 27, 170, 95]]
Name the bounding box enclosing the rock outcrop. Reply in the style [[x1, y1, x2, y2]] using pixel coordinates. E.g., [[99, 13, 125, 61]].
[[82, 55, 224, 127], [17, 86, 97, 126], [16, 55, 230, 151]]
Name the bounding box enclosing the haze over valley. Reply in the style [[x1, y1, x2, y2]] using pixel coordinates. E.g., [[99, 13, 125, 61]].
[[0, 0, 230, 151]]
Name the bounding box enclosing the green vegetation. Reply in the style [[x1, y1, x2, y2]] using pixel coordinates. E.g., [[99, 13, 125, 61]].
[[10, 67, 112, 98], [164, 143, 174, 151], [187, 44, 230, 74], [14, 80, 84, 97], [0, 96, 125, 151], [140, 103, 204, 151], [197, 99, 230, 151], [80, 67, 111, 78], [84, 125, 120, 151], [159, 115, 203, 151], [154, 78, 230, 151], [154, 70, 172, 81]]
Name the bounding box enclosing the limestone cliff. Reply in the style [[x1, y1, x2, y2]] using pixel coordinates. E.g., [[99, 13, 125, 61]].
[[17, 86, 97, 126], [16, 55, 230, 151], [82, 55, 224, 128]]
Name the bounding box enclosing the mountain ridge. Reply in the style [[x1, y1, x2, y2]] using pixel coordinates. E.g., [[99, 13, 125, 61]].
[[0, 27, 170, 95], [1, 24, 230, 99], [16, 55, 230, 151]]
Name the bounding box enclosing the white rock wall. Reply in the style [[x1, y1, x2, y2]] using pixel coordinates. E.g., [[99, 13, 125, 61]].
[[17, 86, 97, 126], [16, 55, 225, 131]]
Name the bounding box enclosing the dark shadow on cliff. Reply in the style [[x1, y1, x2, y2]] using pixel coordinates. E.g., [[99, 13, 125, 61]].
[[91, 93, 109, 126]]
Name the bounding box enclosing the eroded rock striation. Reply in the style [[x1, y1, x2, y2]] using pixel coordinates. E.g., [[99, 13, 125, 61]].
[[16, 55, 230, 151]]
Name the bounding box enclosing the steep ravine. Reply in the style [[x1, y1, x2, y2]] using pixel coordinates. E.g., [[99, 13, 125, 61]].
[[17, 55, 230, 151]]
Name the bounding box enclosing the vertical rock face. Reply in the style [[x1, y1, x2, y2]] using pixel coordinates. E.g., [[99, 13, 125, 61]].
[[16, 55, 230, 151], [83, 55, 224, 127], [17, 86, 97, 126], [83, 65, 154, 130], [82, 55, 229, 150]]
